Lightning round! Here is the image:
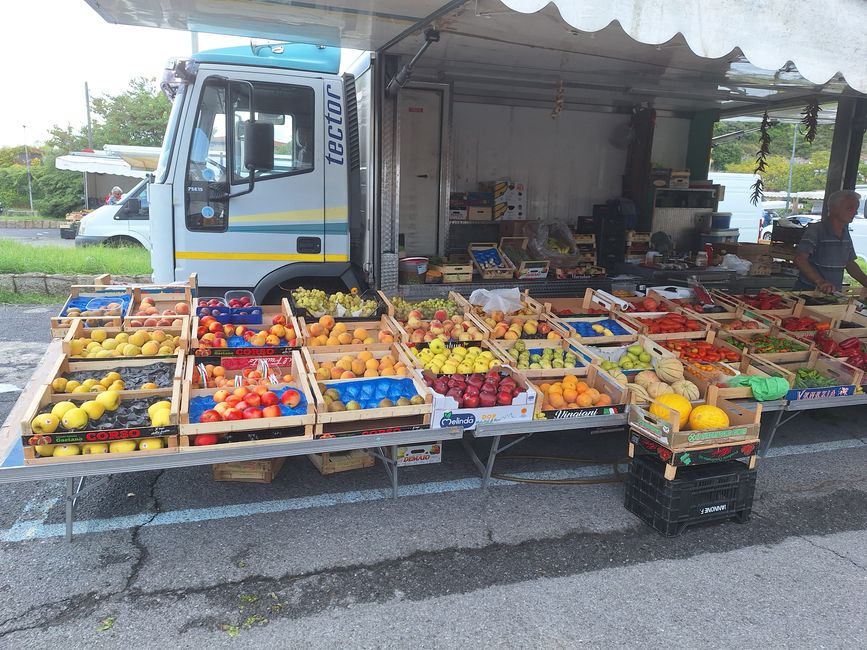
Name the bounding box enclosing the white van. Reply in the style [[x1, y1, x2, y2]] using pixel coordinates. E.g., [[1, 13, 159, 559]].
[[75, 180, 151, 248]]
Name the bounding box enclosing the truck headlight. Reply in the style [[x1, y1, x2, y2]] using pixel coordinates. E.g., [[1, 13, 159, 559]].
[[77, 220, 86, 235]]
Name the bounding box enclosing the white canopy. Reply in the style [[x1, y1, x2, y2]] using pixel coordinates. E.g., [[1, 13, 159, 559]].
[[501, 0, 867, 93], [55, 150, 153, 178]]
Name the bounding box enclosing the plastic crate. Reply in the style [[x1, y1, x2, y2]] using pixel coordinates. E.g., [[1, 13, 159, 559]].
[[624, 455, 756, 536]]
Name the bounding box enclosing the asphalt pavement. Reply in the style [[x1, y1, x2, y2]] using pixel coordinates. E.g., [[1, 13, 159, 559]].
[[0, 228, 73, 246], [0, 305, 865, 648]]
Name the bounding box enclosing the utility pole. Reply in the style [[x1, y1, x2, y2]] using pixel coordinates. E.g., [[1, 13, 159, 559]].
[[84, 82, 93, 208], [22, 125, 34, 213]]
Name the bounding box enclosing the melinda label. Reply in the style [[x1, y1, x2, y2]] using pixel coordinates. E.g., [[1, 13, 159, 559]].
[[439, 412, 476, 428]]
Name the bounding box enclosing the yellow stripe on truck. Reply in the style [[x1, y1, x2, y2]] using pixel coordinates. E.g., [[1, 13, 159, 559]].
[[176, 251, 348, 262], [230, 207, 348, 223]]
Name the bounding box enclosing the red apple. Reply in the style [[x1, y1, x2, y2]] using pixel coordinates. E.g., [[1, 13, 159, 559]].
[[242, 407, 263, 419], [272, 314, 287, 325], [261, 392, 279, 407], [207, 321, 223, 334], [486, 371, 501, 381], [463, 395, 480, 408], [497, 391, 513, 406], [194, 434, 219, 445], [199, 409, 223, 423], [208, 299, 221, 307], [225, 395, 243, 408], [280, 389, 301, 408], [243, 392, 262, 408], [262, 405, 282, 418], [446, 387, 463, 401], [224, 408, 244, 421], [464, 385, 480, 398], [467, 375, 484, 388], [479, 393, 497, 407]]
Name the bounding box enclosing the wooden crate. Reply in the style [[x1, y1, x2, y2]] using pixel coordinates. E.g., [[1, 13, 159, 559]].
[[581, 335, 677, 375], [528, 365, 627, 420], [300, 314, 402, 351], [467, 242, 516, 279], [778, 290, 853, 318], [179, 351, 315, 446], [20, 380, 181, 463], [468, 310, 571, 343], [616, 310, 712, 341], [711, 290, 798, 318], [311, 366, 432, 439], [124, 285, 194, 327], [380, 292, 462, 320], [191, 305, 300, 356], [771, 306, 839, 334], [450, 290, 541, 317], [692, 309, 771, 334], [487, 338, 591, 378], [835, 305, 867, 338], [186, 354, 301, 389], [45, 351, 185, 397], [212, 457, 286, 483], [302, 342, 416, 379], [499, 237, 550, 280], [307, 449, 375, 475], [428, 255, 474, 284], [50, 286, 133, 337], [558, 314, 639, 345], [62, 318, 189, 360], [719, 326, 813, 363], [628, 393, 761, 451], [745, 349, 863, 400], [628, 429, 758, 481], [683, 359, 771, 401]]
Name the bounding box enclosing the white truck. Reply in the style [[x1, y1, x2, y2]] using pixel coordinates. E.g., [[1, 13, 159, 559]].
[[80, 0, 862, 301], [75, 179, 152, 248]]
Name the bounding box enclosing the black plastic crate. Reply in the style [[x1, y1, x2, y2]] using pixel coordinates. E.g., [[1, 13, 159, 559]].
[[625, 455, 756, 537]]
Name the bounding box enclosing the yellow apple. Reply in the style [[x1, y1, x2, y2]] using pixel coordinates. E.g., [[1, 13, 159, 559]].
[[95, 390, 121, 412], [138, 438, 164, 451], [109, 440, 138, 453], [80, 400, 106, 420], [30, 413, 60, 434], [53, 444, 81, 457], [34, 444, 55, 457], [82, 443, 109, 455], [61, 408, 89, 431], [50, 401, 78, 419]]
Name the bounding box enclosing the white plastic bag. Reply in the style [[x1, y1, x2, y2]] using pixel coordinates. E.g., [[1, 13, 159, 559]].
[[468, 288, 523, 315], [721, 254, 752, 276]]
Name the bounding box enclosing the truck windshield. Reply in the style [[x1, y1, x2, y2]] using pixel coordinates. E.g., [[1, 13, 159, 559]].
[[155, 84, 187, 184]]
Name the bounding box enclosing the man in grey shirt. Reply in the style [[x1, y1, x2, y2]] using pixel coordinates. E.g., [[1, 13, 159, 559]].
[[794, 190, 867, 292]]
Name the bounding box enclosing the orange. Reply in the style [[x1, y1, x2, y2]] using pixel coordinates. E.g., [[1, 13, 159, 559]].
[[576, 393, 593, 407], [539, 383, 552, 394], [595, 394, 612, 406], [562, 375, 578, 388], [563, 388, 578, 403], [567, 402, 579, 409], [574, 381, 588, 394], [585, 388, 600, 402], [548, 393, 566, 408], [548, 382, 563, 394]]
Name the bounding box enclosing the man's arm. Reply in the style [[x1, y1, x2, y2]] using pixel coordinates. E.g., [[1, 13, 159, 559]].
[[794, 252, 835, 293], [846, 259, 867, 287]]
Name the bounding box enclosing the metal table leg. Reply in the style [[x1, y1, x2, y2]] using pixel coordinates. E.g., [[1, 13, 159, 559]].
[[63, 475, 112, 543], [462, 433, 536, 489], [760, 409, 801, 456], [372, 447, 400, 499]]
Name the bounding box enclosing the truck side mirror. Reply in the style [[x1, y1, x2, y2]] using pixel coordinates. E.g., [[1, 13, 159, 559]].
[[244, 121, 274, 172]]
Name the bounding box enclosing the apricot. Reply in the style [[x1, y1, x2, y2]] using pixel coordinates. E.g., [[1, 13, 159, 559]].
[[326, 336, 340, 346], [308, 323, 324, 337], [319, 315, 335, 331], [337, 332, 353, 345], [351, 359, 366, 375], [353, 328, 368, 341], [364, 369, 379, 378], [332, 322, 348, 335], [340, 370, 356, 379], [358, 351, 374, 362]]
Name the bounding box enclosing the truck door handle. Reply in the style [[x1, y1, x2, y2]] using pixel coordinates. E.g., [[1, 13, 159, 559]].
[[416, 174, 429, 178], [297, 237, 322, 254]]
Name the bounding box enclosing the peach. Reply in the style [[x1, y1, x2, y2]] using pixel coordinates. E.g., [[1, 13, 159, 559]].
[[175, 302, 190, 315], [308, 323, 324, 337], [319, 315, 335, 331], [340, 370, 356, 379]]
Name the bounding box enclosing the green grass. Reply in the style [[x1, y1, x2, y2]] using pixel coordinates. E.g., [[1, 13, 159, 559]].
[[0, 240, 152, 275], [0, 290, 66, 304], [845, 256, 867, 288], [1, 213, 62, 221]]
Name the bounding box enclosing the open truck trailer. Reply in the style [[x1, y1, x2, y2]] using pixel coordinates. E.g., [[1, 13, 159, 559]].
[[82, 0, 867, 301]]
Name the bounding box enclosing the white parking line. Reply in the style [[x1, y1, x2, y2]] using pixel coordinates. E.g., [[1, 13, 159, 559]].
[[0, 438, 863, 543]]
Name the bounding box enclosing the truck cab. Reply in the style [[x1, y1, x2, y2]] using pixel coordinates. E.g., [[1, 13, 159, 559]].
[[75, 179, 152, 248], [151, 44, 368, 301]]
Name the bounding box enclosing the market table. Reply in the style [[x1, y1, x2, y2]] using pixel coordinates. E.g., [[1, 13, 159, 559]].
[[0, 342, 462, 541], [463, 413, 629, 488], [758, 393, 867, 455]]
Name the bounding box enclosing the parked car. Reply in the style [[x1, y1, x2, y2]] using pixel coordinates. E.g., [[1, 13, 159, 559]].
[[759, 214, 820, 240]]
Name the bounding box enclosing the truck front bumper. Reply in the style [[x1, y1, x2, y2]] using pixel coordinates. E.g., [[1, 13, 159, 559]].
[[75, 235, 108, 247]]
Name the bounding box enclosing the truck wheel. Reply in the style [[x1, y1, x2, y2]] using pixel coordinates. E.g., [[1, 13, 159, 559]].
[[103, 236, 143, 248]]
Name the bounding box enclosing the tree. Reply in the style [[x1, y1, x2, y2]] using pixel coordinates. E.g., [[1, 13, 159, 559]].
[[727, 153, 829, 192], [32, 153, 84, 217]]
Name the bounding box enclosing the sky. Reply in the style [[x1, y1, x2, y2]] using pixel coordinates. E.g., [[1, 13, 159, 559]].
[[0, 0, 358, 148]]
